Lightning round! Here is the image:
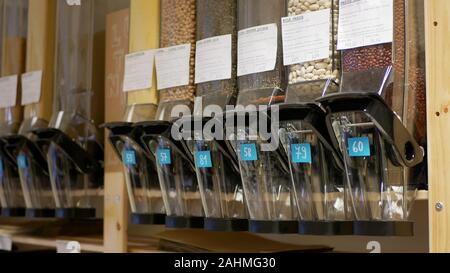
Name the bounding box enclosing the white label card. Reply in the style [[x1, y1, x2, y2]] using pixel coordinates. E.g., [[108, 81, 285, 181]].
[[155, 44, 191, 90], [337, 0, 393, 50], [195, 34, 232, 84], [123, 50, 155, 92], [21, 70, 43, 105], [0, 75, 18, 108], [237, 23, 278, 77], [0, 235, 12, 251], [282, 9, 331, 66]]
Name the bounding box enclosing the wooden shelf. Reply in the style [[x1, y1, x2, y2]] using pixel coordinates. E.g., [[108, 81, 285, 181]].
[[8, 234, 165, 253]]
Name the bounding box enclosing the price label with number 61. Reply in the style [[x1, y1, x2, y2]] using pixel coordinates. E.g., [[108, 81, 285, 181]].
[[348, 137, 371, 157], [195, 151, 212, 168]]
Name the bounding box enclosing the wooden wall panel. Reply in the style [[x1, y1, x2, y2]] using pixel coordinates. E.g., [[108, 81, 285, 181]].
[[103, 8, 130, 253], [24, 0, 56, 122], [127, 0, 160, 106]]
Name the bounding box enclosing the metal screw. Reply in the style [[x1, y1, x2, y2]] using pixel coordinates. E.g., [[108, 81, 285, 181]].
[[436, 202, 444, 211]]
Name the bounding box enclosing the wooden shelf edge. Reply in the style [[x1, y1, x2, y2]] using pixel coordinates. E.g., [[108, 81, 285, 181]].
[[12, 235, 104, 253]]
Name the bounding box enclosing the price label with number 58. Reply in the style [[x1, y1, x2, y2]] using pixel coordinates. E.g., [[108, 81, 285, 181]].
[[157, 149, 172, 165], [240, 143, 258, 161], [348, 137, 371, 157]]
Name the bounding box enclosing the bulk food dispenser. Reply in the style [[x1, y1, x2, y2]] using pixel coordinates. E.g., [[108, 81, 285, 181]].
[[317, 0, 426, 235], [2, 0, 57, 218], [105, 0, 166, 225], [225, 109, 298, 234], [32, 0, 127, 219], [0, 0, 28, 217], [177, 0, 248, 232], [138, 0, 204, 229], [182, 116, 248, 232], [222, 0, 295, 234], [276, 0, 351, 235]]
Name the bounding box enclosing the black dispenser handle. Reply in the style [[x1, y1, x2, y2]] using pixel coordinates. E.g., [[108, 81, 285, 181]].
[[32, 128, 102, 174]]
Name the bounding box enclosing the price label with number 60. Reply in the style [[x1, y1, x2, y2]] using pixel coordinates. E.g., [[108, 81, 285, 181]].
[[348, 137, 371, 157]]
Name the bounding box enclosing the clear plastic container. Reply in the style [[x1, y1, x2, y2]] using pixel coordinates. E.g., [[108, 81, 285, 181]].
[[237, 0, 286, 106], [2, 0, 58, 218], [225, 110, 297, 233], [0, 139, 25, 216], [184, 117, 248, 231], [318, 93, 423, 237], [32, 0, 129, 218], [140, 121, 204, 228], [194, 0, 237, 115], [277, 104, 350, 234], [158, 0, 196, 115], [286, 0, 340, 102], [327, 0, 426, 226], [0, 0, 28, 217], [106, 104, 166, 225], [0, 0, 28, 137]]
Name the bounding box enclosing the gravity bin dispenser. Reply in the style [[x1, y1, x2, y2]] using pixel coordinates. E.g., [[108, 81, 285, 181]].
[[3, 119, 55, 218], [105, 104, 166, 225], [32, 0, 108, 219], [138, 116, 204, 229], [0, 0, 29, 217], [277, 104, 352, 235], [225, 109, 297, 234], [317, 0, 427, 236], [181, 117, 248, 232], [2, 0, 57, 218], [318, 93, 423, 236], [132, 0, 204, 229]]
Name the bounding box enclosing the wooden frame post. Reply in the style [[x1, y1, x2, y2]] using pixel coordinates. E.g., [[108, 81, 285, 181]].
[[425, 0, 450, 253]]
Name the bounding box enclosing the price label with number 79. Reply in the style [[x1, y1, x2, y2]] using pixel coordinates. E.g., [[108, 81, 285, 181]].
[[291, 143, 312, 164]]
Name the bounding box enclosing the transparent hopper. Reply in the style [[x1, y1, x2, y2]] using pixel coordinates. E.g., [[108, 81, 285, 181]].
[[140, 121, 204, 229], [318, 93, 424, 236], [225, 110, 297, 234], [105, 104, 166, 225], [183, 117, 248, 231], [33, 111, 104, 219], [277, 104, 352, 235], [2, 117, 55, 218], [0, 140, 25, 217]]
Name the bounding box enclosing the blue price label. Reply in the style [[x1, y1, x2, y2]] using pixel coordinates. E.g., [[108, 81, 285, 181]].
[[348, 137, 371, 157], [291, 143, 312, 164], [240, 143, 258, 161], [157, 149, 172, 165], [122, 150, 136, 166], [195, 151, 212, 168], [17, 155, 27, 169]]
